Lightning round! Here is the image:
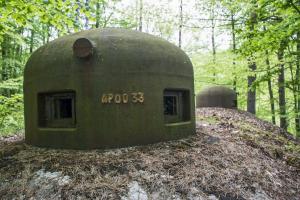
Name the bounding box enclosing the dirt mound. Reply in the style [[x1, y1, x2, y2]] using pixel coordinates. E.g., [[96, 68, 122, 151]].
[[0, 108, 299, 200]]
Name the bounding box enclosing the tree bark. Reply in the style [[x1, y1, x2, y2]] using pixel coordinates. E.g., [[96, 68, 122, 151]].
[[265, 50, 276, 124], [247, 8, 257, 114], [95, 1, 101, 28], [210, 1, 216, 81], [14, 27, 23, 61], [247, 59, 256, 114], [211, 21, 216, 66], [277, 42, 288, 130], [1, 35, 9, 81], [138, 0, 143, 32], [75, 1, 81, 29], [29, 29, 35, 53], [289, 62, 299, 136], [296, 32, 300, 137], [85, 0, 90, 29], [230, 11, 237, 92], [178, 0, 183, 48]]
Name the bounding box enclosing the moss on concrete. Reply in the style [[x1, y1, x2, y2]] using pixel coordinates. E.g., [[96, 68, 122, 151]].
[[24, 28, 195, 149]]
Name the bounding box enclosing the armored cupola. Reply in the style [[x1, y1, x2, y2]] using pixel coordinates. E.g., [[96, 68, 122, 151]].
[[196, 86, 237, 109], [24, 28, 195, 149]]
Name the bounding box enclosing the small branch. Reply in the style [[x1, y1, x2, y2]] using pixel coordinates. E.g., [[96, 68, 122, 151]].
[[289, 0, 300, 15]]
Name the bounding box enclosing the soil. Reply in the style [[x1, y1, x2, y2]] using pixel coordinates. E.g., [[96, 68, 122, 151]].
[[0, 108, 299, 200]]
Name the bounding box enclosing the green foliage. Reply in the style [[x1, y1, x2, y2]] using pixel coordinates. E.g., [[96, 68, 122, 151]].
[[0, 77, 23, 136], [0, 94, 24, 136], [192, 51, 249, 110], [0, 77, 23, 92]]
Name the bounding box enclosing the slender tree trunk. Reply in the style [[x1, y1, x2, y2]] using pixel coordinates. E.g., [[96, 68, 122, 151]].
[[178, 0, 183, 48], [230, 11, 237, 92], [10, 40, 16, 78], [14, 41, 22, 63], [247, 6, 257, 114], [277, 43, 288, 130], [211, 23, 216, 64], [211, 18, 216, 66], [1, 35, 12, 96], [138, 0, 143, 32], [135, 0, 138, 31], [41, 24, 46, 45], [85, 0, 90, 29], [14, 28, 23, 68], [210, 1, 216, 81], [289, 62, 299, 136], [29, 29, 35, 53], [45, 24, 50, 44], [296, 32, 300, 137], [1, 35, 8, 81], [75, 1, 81, 29], [265, 50, 276, 124], [42, 24, 50, 45], [95, 1, 101, 28], [247, 58, 256, 114]]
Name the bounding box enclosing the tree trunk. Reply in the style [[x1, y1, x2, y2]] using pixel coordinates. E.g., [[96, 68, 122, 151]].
[[95, 1, 101, 28], [289, 62, 299, 136], [1, 35, 9, 81], [296, 32, 300, 137], [29, 29, 35, 53], [75, 1, 81, 29], [178, 0, 183, 48], [0, 34, 12, 96], [265, 50, 276, 124], [247, 5, 257, 114], [85, 0, 90, 29], [210, 1, 216, 81], [14, 28, 23, 70], [247, 59, 256, 114], [211, 22, 216, 66], [138, 0, 143, 32], [231, 11, 237, 92], [277, 43, 288, 130], [211, 18, 216, 66]]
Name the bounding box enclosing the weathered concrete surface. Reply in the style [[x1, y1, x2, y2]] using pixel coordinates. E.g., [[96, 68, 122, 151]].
[[196, 86, 237, 109], [24, 28, 195, 149]]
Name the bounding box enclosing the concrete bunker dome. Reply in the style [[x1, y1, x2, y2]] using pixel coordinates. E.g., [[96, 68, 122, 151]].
[[24, 28, 195, 149], [196, 86, 237, 109]]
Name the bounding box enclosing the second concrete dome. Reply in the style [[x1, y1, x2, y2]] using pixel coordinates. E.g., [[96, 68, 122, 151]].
[[196, 86, 237, 109]]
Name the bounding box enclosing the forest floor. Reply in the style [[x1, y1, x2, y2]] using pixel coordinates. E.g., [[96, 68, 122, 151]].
[[0, 108, 300, 200]]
